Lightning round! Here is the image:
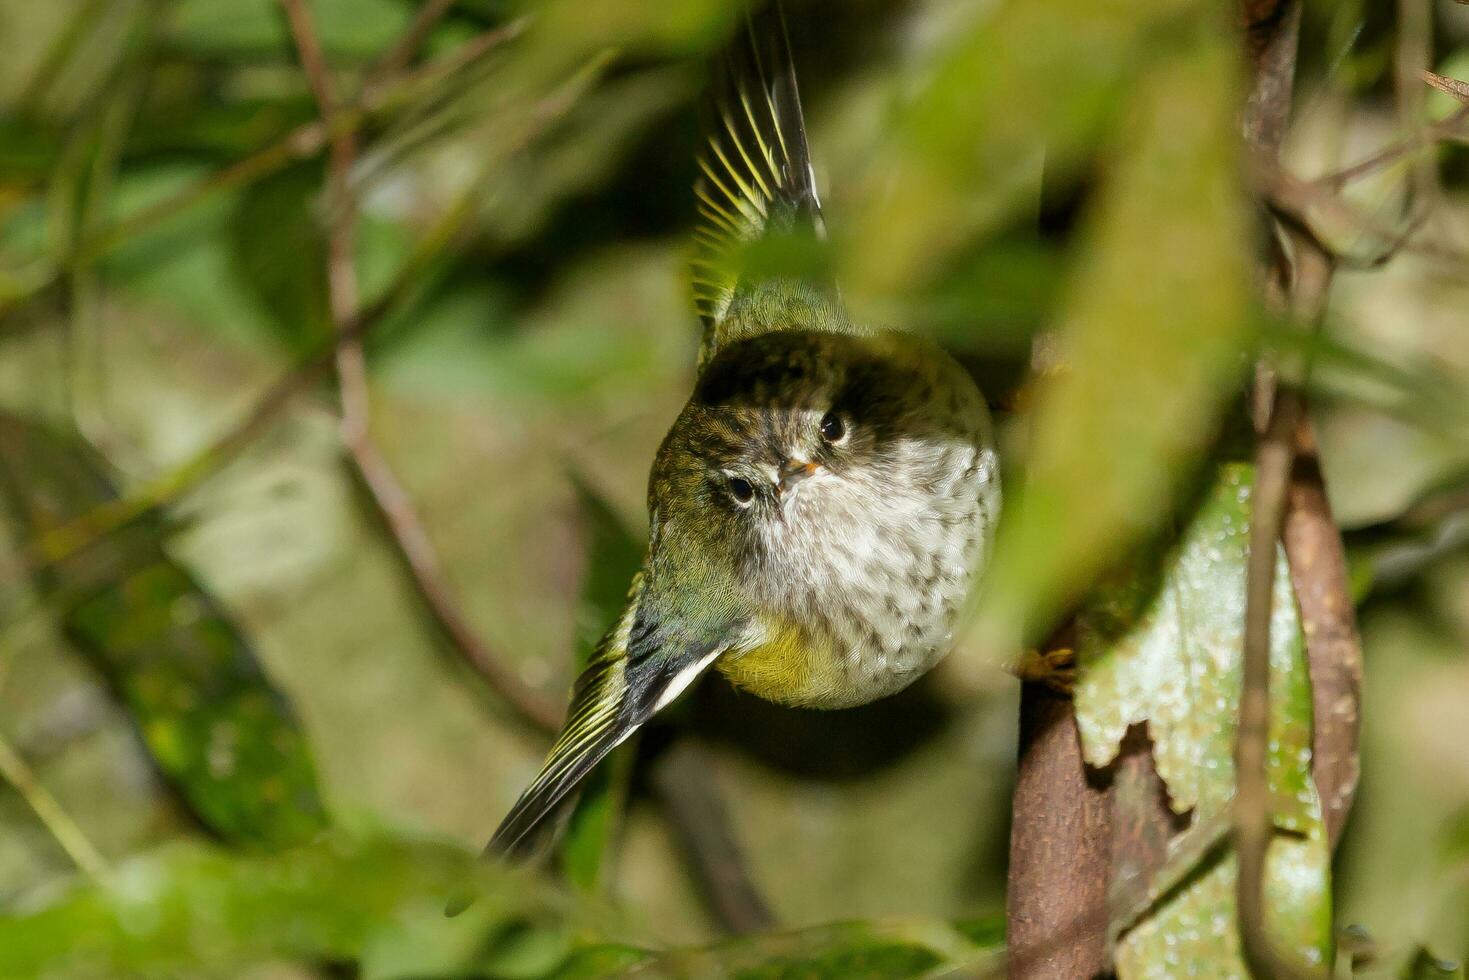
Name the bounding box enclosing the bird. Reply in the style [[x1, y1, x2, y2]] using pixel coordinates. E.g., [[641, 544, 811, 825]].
[[480, 0, 1000, 861]]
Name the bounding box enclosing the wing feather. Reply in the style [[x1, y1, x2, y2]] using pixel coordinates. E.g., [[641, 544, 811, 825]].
[[483, 577, 732, 858], [692, 1, 825, 331]]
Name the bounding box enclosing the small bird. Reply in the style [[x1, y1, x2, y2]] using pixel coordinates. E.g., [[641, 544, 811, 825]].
[[482, 1, 999, 859]]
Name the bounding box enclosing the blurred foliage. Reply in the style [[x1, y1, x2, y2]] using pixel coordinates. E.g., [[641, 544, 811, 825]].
[[0, 412, 328, 847], [0, 0, 1466, 977], [0, 830, 1004, 979], [968, 24, 1252, 647]]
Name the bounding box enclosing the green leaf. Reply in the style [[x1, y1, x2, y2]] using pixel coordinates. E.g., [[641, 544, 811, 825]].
[[0, 412, 328, 847], [556, 475, 643, 895], [0, 832, 1000, 979], [1075, 462, 1315, 825], [637, 918, 1002, 980], [168, 0, 411, 58], [1073, 460, 1333, 976], [226, 163, 332, 355], [1113, 839, 1332, 980], [968, 26, 1254, 648], [0, 833, 575, 979]]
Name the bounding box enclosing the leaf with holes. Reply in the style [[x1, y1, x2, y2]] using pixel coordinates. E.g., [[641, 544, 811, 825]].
[[1074, 458, 1331, 976]]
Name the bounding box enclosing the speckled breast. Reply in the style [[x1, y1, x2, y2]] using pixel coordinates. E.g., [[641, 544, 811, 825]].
[[719, 439, 1000, 709]]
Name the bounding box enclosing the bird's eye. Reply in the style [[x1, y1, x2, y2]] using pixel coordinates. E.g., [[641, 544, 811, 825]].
[[819, 413, 847, 443], [728, 477, 755, 505]]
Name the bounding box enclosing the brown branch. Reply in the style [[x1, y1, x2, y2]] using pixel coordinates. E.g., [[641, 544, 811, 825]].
[[1236, 379, 1307, 980], [1237, 229, 1334, 980], [649, 741, 776, 935], [349, 438, 563, 732], [1283, 426, 1362, 848], [278, 0, 369, 436], [283, 0, 561, 734], [1006, 679, 1112, 978], [1242, 4, 1352, 975], [279, 0, 342, 125], [1314, 103, 1469, 190], [1241, 0, 1301, 158], [1244, 0, 1362, 868]]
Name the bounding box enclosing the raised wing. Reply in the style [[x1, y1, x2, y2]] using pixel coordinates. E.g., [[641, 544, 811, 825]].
[[691, 1, 825, 334]]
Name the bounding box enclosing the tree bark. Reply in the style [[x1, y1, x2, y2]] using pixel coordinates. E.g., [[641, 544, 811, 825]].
[[1006, 685, 1112, 979], [1283, 430, 1363, 848]]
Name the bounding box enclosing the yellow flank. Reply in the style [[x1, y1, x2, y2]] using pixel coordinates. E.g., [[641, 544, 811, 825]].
[[715, 613, 844, 707]]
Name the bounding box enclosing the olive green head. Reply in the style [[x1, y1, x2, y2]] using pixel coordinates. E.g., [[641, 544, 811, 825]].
[[644, 328, 994, 634]]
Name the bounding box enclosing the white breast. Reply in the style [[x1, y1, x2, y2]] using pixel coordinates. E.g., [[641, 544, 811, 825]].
[[752, 435, 1000, 706]]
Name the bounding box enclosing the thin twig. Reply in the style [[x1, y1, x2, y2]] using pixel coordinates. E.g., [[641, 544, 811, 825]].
[[1238, 6, 1345, 972], [1237, 381, 1306, 980], [0, 730, 107, 878], [1247, 0, 1364, 855], [1422, 69, 1469, 106], [1260, 158, 1469, 270], [0, 49, 594, 593], [1313, 104, 1469, 190], [371, 0, 461, 80], [351, 440, 565, 731], [283, 0, 564, 734], [1236, 236, 1333, 980], [278, 0, 369, 440], [0, 20, 525, 319]]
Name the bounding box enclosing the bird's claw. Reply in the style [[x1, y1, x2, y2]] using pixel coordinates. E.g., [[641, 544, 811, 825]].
[[1010, 646, 1077, 696]]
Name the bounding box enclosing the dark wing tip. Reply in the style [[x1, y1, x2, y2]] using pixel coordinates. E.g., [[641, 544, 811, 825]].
[[483, 658, 628, 859], [747, 0, 821, 221]]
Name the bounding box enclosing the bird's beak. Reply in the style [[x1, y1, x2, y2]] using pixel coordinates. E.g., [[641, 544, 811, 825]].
[[778, 459, 820, 495]]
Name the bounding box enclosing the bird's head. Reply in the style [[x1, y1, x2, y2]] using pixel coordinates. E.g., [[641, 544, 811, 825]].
[[645, 329, 985, 596]]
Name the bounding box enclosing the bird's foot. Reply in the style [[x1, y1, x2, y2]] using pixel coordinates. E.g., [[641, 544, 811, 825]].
[[1009, 646, 1077, 696]]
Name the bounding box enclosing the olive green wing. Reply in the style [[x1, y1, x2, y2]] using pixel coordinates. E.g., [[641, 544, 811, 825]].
[[485, 574, 732, 857], [691, 1, 825, 335]]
